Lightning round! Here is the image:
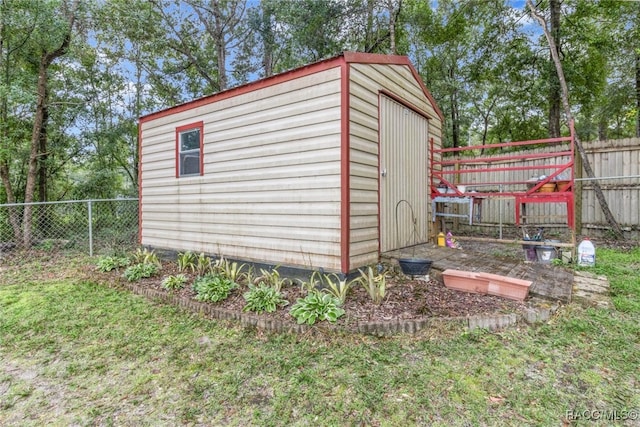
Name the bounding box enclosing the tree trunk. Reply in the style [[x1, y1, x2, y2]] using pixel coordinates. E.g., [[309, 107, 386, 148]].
[[36, 97, 50, 240], [213, 0, 227, 91], [597, 119, 607, 141], [387, 0, 396, 54], [23, 59, 48, 247], [38, 97, 49, 203], [0, 0, 22, 242], [22, 1, 77, 248], [0, 163, 21, 242], [528, 0, 625, 240], [365, 0, 374, 53], [449, 66, 460, 151], [261, 1, 274, 76], [548, 0, 561, 138]]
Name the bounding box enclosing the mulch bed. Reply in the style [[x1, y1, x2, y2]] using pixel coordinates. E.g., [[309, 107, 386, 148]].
[[100, 261, 529, 333]]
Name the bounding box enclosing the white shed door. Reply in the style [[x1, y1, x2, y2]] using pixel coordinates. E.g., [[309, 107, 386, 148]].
[[379, 95, 429, 253]]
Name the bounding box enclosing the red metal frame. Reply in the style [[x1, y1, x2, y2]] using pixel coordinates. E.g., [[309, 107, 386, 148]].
[[430, 121, 575, 230]]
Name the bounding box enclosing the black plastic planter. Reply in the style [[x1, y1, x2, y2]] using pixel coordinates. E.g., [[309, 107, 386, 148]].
[[398, 258, 432, 276]]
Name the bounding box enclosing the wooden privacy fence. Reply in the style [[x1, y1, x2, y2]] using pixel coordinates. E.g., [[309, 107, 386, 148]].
[[577, 138, 639, 236], [438, 137, 640, 239]]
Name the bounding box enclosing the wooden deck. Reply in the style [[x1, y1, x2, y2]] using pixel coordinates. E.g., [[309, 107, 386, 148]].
[[383, 238, 573, 303]]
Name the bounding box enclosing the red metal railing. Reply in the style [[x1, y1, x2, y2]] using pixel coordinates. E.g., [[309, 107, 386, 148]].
[[430, 121, 575, 229]]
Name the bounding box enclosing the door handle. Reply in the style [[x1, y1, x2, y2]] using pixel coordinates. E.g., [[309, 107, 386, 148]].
[[381, 168, 387, 177]]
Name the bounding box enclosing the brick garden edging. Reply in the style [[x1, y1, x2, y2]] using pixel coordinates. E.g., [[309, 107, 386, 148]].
[[108, 280, 555, 336]]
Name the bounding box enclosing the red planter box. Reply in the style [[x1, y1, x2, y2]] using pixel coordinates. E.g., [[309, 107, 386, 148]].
[[442, 269, 532, 301], [442, 269, 489, 294], [478, 272, 532, 301]]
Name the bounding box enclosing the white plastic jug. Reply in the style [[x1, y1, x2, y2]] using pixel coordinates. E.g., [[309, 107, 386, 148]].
[[577, 238, 596, 267]]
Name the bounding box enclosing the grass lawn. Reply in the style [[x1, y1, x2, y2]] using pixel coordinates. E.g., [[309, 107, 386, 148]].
[[1, 248, 639, 426]]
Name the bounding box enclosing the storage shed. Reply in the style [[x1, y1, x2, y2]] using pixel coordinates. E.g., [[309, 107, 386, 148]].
[[138, 52, 444, 274]]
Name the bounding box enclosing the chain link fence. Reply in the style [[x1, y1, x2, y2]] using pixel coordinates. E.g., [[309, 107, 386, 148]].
[[0, 198, 139, 261]]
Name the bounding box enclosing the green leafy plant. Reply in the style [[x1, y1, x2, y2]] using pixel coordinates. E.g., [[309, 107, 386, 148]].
[[123, 263, 159, 282], [243, 284, 289, 313], [194, 253, 213, 277], [244, 266, 257, 288], [177, 251, 197, 273], [96, 255, 130, 272], [255, 266, 291, 292], [214, 256, 249, 283], [161, 274, 188, 290], [38, 239, 55, 251], [131, 247, 161, 268], [358, 266, 386, 305], [311, 271, 352, 304], [192, 274, 237, 303], [289, 291, 345, 325]]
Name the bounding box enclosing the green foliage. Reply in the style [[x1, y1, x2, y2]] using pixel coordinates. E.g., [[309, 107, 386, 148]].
[[298, 277, 316, 294], [358, 266, 386, 305], [71, 169, 125, 201], [551, 258, 564, 266], [131, 248, 161, 268], [242, 284, 289, 314], [214, 256, 249, 283], [289, 291, 345, 325], [255, 266, 291, 292], [311, 271, 352, 304], [123, 263, 159, 282], [96, 255, 130, 272], [192, 274, 237, 303], [161, 274, 188, 291], [243, 265, 257, 289], [2, 0, 639, 213], [123, 248, 162, 281], [37, 239, 55, 252], [176, 251, 197, 273], [193, 253, 213, 277]]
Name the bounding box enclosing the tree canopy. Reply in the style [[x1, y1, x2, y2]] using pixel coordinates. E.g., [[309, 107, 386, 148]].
[[0, 0, 638, 206]]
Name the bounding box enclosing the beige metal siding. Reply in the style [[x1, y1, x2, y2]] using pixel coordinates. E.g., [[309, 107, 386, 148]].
[[348, 63, 442, 268], [140, 68, 343, 270], [379, 96, 429, 252]]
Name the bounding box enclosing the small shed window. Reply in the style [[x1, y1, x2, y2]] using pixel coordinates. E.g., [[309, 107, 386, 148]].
[[176, 121, 204, 177]]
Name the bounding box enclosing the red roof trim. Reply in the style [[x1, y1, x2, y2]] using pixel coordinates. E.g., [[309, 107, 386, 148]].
[[343, 52, 413, 64], [140, 56, 346, 124], [343, 52, 444, 122], [376, 94, 382, 257], [137, 122, 143, 244], [339, 58, 350, 274], [406, 66, 444, 123]]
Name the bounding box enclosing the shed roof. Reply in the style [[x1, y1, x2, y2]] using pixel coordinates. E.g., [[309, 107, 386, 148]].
[[139, 52, 444, 124]]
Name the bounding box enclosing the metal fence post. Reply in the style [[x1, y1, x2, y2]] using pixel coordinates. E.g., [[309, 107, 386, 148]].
[[499, 184, 503, 240], [88, 200, 93, 257]]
